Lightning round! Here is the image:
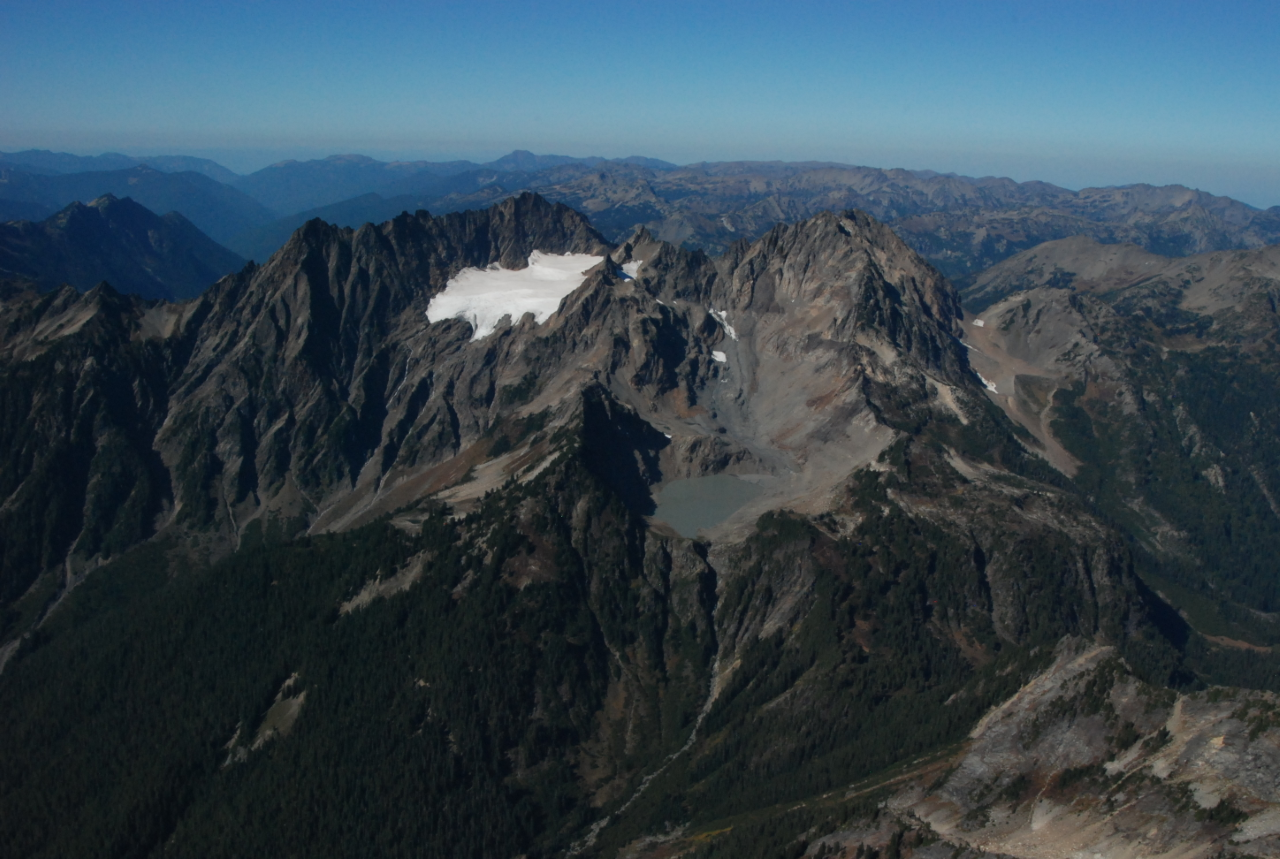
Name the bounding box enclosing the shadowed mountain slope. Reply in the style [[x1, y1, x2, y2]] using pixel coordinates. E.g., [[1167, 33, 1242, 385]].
[[0, 149, 240, 184], [0, 195, 246, 300], [0, 165, 275, 244]]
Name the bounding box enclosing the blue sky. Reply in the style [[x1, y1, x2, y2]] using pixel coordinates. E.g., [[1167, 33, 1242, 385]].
[[2, 0, 1278, 206]]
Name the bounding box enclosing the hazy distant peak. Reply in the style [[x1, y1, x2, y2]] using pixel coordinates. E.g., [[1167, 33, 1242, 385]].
[[0, 148, 138, 174], [612, 155, 678, 170], [484, 150, 599, 172], [133, 155, 241, 183], [324, 154, 383, 165], [51, 196, 154, 223], [0, 149, 240, 184]]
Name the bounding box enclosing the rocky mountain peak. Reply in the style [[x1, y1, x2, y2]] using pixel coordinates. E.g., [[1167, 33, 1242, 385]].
[[1, 194, 987, 575], [710, 208, 966, 375], [162, 196, 981, 542]]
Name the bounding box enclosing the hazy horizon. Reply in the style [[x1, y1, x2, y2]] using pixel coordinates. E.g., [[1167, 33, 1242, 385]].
[[3, 0, 1278, 207], [3, 143, 1277, 212]]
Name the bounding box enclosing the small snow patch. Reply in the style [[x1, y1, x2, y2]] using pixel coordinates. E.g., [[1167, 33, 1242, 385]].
[[621, 260, 643, 278], [712, 351, 727, 363], [709, 307, 738, 340], [426, 251, 602, 339], [977, 372, 998, 393], [972, 319, 985, 327], [664, 433, 672, 439]]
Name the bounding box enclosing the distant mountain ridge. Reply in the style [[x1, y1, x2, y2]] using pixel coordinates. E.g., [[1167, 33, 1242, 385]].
[[0, 149, 240, 184], [226, 192, 440, 263], [230, 149, 678, 214], [0, 195, 245, 301], [460, 162, 1280, 282], [219, 155, 1280, 283], [5, 148, 1278, 294], [961, 233, 1280, 310], [0, 164, 275, 244]]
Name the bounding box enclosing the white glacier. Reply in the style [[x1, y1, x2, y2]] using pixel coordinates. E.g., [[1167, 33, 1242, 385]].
[[426, 251, 603, 339]]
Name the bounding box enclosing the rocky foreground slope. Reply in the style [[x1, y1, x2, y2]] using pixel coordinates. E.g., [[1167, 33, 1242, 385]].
[[0, 195, 1277, 858], [621, 641, 1280, 859]]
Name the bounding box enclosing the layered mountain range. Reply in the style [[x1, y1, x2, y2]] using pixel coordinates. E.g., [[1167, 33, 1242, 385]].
[[0, 149, 240, 183], [419, 162, 1280, 277], [226, 159, 1280, 287], [1, 193, 1278, 859], [5, 150, 1277, 297]]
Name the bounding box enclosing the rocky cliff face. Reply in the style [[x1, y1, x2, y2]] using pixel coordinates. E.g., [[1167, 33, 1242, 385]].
[[908, 643, 1280, 859], [0, 283, 183, 616]]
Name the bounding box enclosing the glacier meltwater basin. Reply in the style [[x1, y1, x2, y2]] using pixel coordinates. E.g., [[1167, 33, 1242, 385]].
[[652, 474, 765, 538]]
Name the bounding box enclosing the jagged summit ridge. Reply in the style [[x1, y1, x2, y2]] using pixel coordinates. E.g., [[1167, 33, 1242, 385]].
[[176, 190, 978, 540]]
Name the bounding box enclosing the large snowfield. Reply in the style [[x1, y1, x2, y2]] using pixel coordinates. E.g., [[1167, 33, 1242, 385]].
[[426, 251, 604, 339]]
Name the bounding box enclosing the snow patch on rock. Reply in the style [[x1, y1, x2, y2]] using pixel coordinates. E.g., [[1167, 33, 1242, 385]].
[[426, 251, 603, 339], [712, 351, 727, 363], [710, 308, 738, 340]]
